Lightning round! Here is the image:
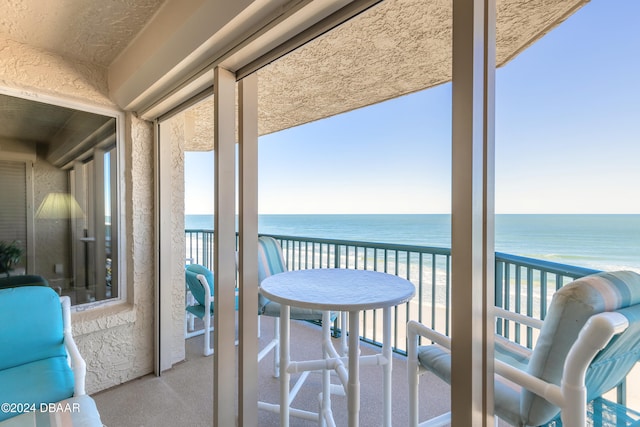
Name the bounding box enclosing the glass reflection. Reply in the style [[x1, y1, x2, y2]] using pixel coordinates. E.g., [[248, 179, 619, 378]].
[[0, 93, 118, 305]]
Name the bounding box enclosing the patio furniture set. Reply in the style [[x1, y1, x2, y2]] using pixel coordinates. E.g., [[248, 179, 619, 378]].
[[184, 236, 640, 427], [1, 238, 640, 426]]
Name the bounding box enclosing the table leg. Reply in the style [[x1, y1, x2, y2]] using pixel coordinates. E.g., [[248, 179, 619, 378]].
[[280, 304, 290, 427], [383, 306, 392, 427], [348, 310, 360, 427], [321, 311, 331, 427]]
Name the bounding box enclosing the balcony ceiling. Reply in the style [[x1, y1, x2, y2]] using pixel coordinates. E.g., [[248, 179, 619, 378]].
[[185, 0, 588, 148], [0, 0, 164, 67], [259, 0, 588, 135], [0, 0, 587, 149]]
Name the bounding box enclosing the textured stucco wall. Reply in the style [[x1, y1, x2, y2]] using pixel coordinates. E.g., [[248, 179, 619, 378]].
[[166, 113, 187, 366], [0, 38, 159, 393], [72, 110, 188, 389], [72, 113, 155, 393]]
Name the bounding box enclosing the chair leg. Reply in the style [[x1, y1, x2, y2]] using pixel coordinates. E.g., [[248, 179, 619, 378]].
[[408, 324, 420, 427], [184, 311, 189, 338], [203, 314, 213, 356], [273, 316, 280, 378], [189, 312, 195, 333], [185, 290, 196, 334]]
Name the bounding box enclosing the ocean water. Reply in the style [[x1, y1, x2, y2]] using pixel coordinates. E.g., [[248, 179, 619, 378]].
[[185, 214, 640, 272]]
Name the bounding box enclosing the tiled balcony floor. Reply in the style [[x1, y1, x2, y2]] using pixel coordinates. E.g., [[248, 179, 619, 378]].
[[93, 317, 453, 426]]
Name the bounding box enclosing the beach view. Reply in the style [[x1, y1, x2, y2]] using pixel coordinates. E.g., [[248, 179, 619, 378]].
[[186, 214, 640, 274], [182, 0, 640, 417]]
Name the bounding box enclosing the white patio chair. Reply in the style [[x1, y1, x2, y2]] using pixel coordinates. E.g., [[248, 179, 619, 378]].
[[185, 263, 238, 356], [408, 270, 640, 427]]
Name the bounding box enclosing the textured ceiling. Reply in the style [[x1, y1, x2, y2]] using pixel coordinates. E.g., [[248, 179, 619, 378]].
[[255, 0, 585, 135], [0, 0, 164, 66], [0, 0, 163, 157], [183, 0, 586, 150], [0, 0, 586, 152]]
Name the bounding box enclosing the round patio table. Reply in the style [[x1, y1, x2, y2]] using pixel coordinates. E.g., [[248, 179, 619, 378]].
[[260, 268, 415, 427]]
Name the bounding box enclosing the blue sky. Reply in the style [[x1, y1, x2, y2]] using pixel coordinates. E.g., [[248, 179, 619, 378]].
[[186, 0, 640, 215]]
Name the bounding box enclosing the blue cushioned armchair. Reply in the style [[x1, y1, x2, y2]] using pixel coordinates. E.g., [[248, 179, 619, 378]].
[[408, 271, 640, 427], [185, 263, 239, 356], [0, 286, 102, 425]]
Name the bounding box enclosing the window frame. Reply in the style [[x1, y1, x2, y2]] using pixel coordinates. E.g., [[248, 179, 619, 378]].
[[0, 87, 126, 310]]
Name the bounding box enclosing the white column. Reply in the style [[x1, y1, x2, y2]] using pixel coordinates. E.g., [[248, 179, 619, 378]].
[[214, 66, 237, 427], [450, 0, 495, 425], [482, 0, 497, 421], [238, 73, 259, 426], [156, 119, 173, 373]]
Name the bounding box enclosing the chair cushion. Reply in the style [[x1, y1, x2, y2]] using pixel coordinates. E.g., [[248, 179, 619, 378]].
[[522, 271, 640, 426], [417, 335, 530, 425], [416, 272, 640, 426], [258, 236, 287, 281], [257, 236, 337, 322], [494, 335, 531, 372], [417, 335, 532, 380], [185, 264, 214, 307], [186, 294, 239, 319], [583, 303, 640, 402], [258, 236, 287, 311], [261, 300, 336, 321], [0, 356, 74, 422], [0, 287, 66, 371]]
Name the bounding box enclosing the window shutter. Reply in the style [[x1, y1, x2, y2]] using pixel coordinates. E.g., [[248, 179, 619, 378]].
[[0, 161, 27, 250]]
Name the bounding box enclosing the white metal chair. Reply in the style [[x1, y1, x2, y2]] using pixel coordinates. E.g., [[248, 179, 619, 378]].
[[408, 270, 640, 427], [185, 264, 238, 356]]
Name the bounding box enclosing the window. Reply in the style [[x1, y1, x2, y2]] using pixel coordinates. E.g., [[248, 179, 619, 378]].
[[0, 92, 120, 305]]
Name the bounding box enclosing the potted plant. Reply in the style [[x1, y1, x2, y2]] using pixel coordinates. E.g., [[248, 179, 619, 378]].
[[0, 241, 24, 276]]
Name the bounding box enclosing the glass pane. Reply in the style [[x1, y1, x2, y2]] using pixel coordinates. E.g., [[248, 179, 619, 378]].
[[0, 93, 118, 305]]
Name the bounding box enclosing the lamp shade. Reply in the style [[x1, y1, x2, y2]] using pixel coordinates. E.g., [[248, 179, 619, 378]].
[[35, 193, 84, 219]]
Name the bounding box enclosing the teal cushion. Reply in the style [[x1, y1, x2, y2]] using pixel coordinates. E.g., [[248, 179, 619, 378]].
[[186, 294, 239, 319], [522, 271, 640, 426], [584, 304, 640, 402], [257, 236, 338, 321], [417, 341, 525, 426], [494, 335, 531, 372], [261, 300, 336, 321], [185, 264, 214, 307], [0, 356, 74, 422], [258, 236, 287, 311], [417, 335, 532, 383], [0, 287, 66, 371]]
